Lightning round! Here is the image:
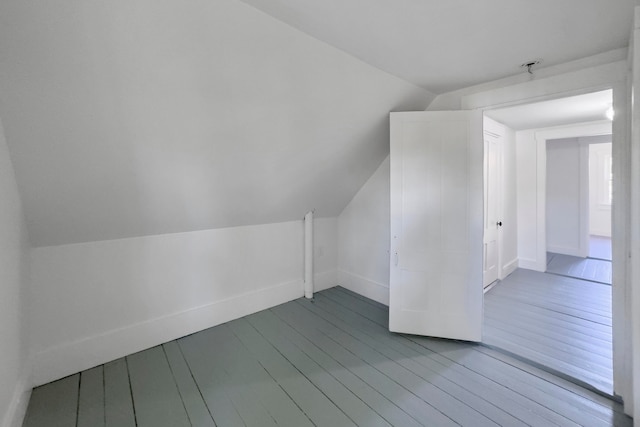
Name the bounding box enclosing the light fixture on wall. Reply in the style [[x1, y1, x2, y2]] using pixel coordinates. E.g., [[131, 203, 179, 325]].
[[606, 105, 615, 121]]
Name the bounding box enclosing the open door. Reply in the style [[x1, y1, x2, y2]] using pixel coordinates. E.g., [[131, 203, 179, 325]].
[[389, 111, 484, 341]]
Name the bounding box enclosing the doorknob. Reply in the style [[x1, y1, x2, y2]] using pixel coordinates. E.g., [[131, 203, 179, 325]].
[[497, 221, 503, 227]]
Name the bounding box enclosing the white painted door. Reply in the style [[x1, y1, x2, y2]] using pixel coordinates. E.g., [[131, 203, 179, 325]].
[[483, 131, 501, 287], [389, 111, 484, 342]]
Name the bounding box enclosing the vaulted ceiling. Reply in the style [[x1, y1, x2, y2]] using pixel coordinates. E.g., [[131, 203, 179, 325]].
[[0, 0, 432, 246], [0, 0, 636, 247]]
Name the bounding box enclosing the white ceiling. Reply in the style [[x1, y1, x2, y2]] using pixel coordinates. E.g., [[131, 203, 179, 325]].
[[238, 0, 637, 93], [485, 90, 614, 130]]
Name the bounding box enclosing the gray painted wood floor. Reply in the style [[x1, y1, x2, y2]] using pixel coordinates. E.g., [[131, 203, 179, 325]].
[[546, 252, 612, 284], [23, 286, 630, 427], [484, 268, 614, 397]]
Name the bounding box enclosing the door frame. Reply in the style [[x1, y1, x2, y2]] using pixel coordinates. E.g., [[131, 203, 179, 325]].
[[536, 122, 611, 267], [459, 65, 631, 408]]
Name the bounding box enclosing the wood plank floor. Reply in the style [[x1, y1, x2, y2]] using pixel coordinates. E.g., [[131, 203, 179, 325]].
[[546, 252, 612, 284], [23, 286, 630, 427], [484, 268, 614, 397]]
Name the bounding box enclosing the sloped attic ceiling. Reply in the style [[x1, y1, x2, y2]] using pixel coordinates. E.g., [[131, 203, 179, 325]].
[[0, 0, 433, 247], [238, 0, 637, 93]]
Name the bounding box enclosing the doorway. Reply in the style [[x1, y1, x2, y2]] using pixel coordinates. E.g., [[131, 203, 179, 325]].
[[545, 136, 613, 284], [481, 90, 616, 397]]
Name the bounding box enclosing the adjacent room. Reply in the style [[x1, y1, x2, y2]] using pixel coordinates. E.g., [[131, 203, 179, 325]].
[[482, 91, 616, 397], [1, 1, 640, 427]]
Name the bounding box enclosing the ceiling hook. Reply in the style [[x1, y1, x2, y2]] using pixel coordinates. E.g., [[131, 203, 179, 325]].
[[520, 59, 543, 75]]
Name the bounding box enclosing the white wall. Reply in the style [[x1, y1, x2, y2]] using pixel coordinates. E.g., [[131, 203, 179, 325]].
[[338, 156, 390, 305], [630, 8, 640, 419], [0, 0, 429, 395], [0, 118, 31, 427], [515, 128, 543, 270], [29, 217, 337, 386], [0, 0, 432, 248], [501, 124, 519, 276], [589, 142, 613, 237], [546, 137, 587, 256], [336, 123, 519, 305]]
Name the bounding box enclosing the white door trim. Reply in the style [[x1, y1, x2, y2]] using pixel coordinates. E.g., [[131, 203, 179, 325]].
[[461, 67, 631, 410]]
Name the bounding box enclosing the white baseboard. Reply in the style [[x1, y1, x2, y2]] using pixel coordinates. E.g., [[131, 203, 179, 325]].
[[31, 279, 306, 387], [338, 270, 389, 306], [547, 245, 582, 257], [501, 258, 518, 278], [2, 374, 31, 427], [590, 231, 612, 238]]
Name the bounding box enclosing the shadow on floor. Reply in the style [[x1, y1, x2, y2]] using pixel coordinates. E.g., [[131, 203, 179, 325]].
[[22, 286, 629, 426]]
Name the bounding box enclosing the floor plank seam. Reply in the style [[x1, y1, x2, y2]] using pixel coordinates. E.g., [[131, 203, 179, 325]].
[[102, 366, 106, 427], [297, 301, 463, 426], [472, 346, 625, 415], [544, 270, 612, 286], [75, 372, 81, 427], [22, 283, 630, 427], [268, 314, 392, 426], [124, 356, 139, 427], [305, 297, 523, 426], [161, 344, 195, 427], [485, 269, 614, 399], [269, 305, 424, 427], [240, 313, 348, 427], [295, 300, 437, 424], [403, 337, 585, 426], [487, 321, 611, 361], [174, 340, 218, 426], [321, 290, 388, 328], [486, 293, 612, 326], [478, 342, 619, 402], [318, 290, 576, 424], [328, 316, 533, 425]]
